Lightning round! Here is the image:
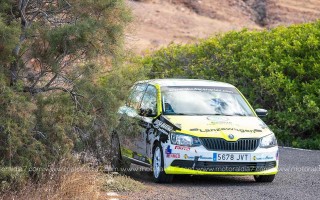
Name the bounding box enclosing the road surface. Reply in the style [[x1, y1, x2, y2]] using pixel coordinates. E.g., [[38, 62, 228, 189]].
[[121, 147, 320, 200]]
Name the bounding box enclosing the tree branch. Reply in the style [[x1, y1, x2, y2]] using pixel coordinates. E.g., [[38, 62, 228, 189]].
[[44, 73, 58, 88], [10, 0, 30, 85]]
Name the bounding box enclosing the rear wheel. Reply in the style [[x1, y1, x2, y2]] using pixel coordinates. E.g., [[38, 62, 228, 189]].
[[152, 143, 173, 183], [110, 132, 130, 173], [254, 175, 275, 182]]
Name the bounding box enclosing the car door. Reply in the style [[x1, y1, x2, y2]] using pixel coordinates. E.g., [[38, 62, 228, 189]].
[[139, 84, 158, 158], [117, 83, 158, 165], [117, 83, 147, 160]]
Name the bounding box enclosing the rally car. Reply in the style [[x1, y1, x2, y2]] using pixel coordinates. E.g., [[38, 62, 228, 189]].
[[111, 79, 279, 183]]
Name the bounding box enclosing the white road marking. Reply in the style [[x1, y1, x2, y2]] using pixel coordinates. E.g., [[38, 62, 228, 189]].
[[107, 192, 120, 200], [282, 146, 314, 151]]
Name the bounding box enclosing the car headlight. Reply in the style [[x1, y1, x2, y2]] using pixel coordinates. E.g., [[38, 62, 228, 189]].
[[170, 132, 201, 147], [260, 134, 277, 148]]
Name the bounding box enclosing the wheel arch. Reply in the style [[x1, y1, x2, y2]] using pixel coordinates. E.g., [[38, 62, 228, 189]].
[[111, 130, 123, 156], [152, 140, 160, 154]]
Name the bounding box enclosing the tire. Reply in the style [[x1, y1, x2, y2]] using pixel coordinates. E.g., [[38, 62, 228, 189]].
[[110, 132, 130, 173], [152, 143, 173, 183], [254, 175, 276, 183]]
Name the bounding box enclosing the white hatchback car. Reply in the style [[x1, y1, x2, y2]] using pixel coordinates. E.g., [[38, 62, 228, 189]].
[[111, 79, 279, 183]]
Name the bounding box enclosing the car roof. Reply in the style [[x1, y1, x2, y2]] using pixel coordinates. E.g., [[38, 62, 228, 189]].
[[137, 79, 235, 88]]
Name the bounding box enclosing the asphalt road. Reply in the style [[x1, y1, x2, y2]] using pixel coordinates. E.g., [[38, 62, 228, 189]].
[[122, 147, 320, 200]]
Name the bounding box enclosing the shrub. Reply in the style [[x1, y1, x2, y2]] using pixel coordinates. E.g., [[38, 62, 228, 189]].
[[0, 0, 137, 190], [140, 21, 320, 149]]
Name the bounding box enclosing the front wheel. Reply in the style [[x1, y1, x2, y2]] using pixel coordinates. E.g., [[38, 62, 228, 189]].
[[152, 143, 173, 183], [254, 175, 276, 182]]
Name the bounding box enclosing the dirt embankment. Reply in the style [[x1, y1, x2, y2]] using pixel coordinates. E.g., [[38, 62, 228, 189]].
[[126, 0, 320, 53]]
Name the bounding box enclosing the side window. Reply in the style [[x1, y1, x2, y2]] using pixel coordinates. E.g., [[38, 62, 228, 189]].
[[127, 84, 147, 110], [140, 85, 157, 116], [126, 85, 137, 106]]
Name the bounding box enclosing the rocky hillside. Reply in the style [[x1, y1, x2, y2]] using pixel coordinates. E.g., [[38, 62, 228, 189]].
[[126, 0, 320, 53]]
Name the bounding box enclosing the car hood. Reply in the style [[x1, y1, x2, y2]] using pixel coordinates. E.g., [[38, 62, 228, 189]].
[[165, 115, 272, 140]]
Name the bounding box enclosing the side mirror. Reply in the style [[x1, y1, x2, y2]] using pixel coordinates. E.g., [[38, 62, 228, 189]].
[[255, 108, 268, 117], [139, 108, 155, 117]]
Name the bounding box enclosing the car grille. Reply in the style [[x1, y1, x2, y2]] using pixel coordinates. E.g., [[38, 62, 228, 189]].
[[171, 160, 276, 172], [200, 138, 260, 151]]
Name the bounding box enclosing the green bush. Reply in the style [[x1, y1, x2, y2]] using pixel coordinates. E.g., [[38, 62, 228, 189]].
[[140, 21, 320, 149], [0, 58, 146, 191], [0, 167, 27, 192], [0, 0, 136, 191]]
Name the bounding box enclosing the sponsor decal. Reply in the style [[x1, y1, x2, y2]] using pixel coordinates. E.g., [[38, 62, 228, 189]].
[[184, 154, 212, 160], [165, 145, 180, 158], [208, 121, 232, 125], [199, 155, 212, 160], [207, 116, 230, 122], [153, 115, 180, 135], [174, 146, 190, 151], [146, 115, 181, 143], [184, 154, 196, 159], [197, 128, 262, 133], [162, 86, 237, 94], [153, 119, 173, 134], [165, 145, 172, 154], [253, 155, 274, 161], [132, 153, 147, 162], [265, 156, 274, 160], [166, 153, 180, 158]]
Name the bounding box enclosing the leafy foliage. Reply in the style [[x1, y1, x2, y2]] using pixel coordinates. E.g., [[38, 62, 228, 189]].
[[0, 0, 135, 190], [0, 17, 20, 65], [141, 21, 320, 149]]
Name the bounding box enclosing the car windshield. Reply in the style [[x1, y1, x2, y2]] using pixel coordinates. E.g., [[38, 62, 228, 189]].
[[161, 86, 254, 116]]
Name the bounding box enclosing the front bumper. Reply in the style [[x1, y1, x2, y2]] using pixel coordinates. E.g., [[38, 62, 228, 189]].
[[163, 144, 279, 175], [165, 165, 278, 175]]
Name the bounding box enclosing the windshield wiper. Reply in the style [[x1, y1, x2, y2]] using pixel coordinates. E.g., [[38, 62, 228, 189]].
[[205, 113, 247, 116], [232, 113, 246, 116]]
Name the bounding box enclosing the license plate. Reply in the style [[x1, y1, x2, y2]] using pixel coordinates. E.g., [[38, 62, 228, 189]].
[[213, 153, 250, 162]]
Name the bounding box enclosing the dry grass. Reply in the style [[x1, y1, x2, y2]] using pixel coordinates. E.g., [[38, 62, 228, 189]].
[[1, 160, 103, 200], [49, 169, 104, 200], [104, 173, 144, 193], [0, 160, 144, 200]]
